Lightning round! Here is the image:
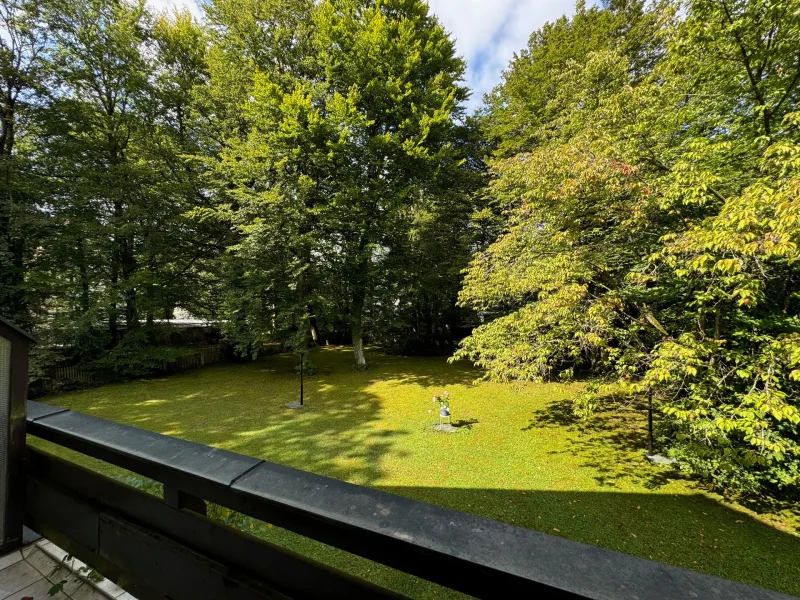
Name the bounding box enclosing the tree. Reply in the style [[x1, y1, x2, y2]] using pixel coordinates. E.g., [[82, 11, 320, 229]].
[[198, 0, 320, 357], [311, 0, 469, 368], [456, 0, 800, 495], [143, 10, 214, 323], [455, 1, 671, 382], [481, 0, 665, 158], [633, 0, 800, 493], [0, 0, 50, 326], [208, 0, 471, 367], [44, 0, 155, 346]]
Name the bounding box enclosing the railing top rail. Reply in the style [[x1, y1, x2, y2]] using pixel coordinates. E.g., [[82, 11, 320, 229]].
[[26, 400, 792, 600]]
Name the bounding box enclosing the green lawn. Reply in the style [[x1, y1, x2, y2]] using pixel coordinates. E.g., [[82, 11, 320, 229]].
[[34, 347, 800, 598]]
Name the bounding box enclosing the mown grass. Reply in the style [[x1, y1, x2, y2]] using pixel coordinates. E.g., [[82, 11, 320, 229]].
[[33, 347, 800, 598]]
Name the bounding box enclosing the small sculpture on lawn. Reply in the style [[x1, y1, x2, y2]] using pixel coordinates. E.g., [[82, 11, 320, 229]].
[[431, 390, 456, 432]]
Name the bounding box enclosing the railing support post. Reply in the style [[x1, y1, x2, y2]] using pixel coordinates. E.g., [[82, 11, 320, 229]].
[[164, 485, 207, 516], [0, 317, 35, 553]]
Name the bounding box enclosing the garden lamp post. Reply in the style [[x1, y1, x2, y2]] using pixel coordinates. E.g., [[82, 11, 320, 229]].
[[0, 317, 34, 553], [648, 390, 654, 456], [299, 351, 304, 406], [645, 389, 676, 465], [284, 351, 305, 409]]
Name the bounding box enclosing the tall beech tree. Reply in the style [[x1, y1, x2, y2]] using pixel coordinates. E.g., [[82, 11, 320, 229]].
[[0, 0, 477, 371], [15, 0, 214, 370], [46, 0, 154, 343], [0, 0, 50, 326], [312, 0, 469, 368], [208, 0, 471, 367]]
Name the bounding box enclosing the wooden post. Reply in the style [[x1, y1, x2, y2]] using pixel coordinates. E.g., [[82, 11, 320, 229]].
[[164, 485, 207, 516], [0, 317, 34, 553]]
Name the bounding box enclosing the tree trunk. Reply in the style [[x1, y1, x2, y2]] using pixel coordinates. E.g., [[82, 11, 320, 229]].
[[308, 305, 319, 344], [108, 301, 118, 347], [349, 242, 370, 369], [122, 238, 138, 330], [109, 199, 123, 346], [351, 290, 366, 369], [352, 324, 366, 368], [77, 239, 90, 314], [0, 98, 26, 324]]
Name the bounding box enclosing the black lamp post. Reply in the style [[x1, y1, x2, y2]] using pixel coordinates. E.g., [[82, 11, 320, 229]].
[[299, 351, 304, 406], [645, 389, 676, 465], [647, 390, 654, 456], [0, 317, 34, 552], [285, 351, 305, 409]]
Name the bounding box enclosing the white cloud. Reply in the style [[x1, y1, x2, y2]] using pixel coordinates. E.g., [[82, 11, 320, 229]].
[[144, 0, 582, 112], [146, 0, 203, 19], [426, 0, 582, 112]]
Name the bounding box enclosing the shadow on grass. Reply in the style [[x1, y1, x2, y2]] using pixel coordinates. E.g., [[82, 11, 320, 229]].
[[270, 348, 478, 387], [50, 349, 421, 487], [39, 347, 800, 598], [523, 397, 678, 491], [376, 486, 800, 598], [44, 347, 479, 489], [336, 347, 481, 388]]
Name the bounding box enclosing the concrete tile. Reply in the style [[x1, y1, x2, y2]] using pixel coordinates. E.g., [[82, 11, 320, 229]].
[[0, 552, 22, 572], [0, 560, 43, 598], [71, 582, 114, 600], [67, 557, 87, 574], [35, 540, 68, 564], [43, 566, 84, 597], [23, 548, 60, 579], [19, 545, 36, 560], [92, 577, 126, 598], [35, 543, 78, 572], [3, 576, 68, 600], [4, 540, 132, 600]]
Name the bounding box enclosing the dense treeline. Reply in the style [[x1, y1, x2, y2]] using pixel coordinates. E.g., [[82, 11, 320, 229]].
[[0, 0, 485, 376], [2, 0, 799, 496]]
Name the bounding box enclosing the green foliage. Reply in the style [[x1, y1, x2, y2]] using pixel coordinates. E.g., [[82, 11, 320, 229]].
[[458, 0, 800, 497], [202, 0, 480, 367], [481, 0, 665, 157], [90, 330, 188, 379], [4, 0, 799, 504], [295, 354, 317, 376], [1, 0, 481, 379], [117, 474, 164, 497], [206, 504, 259, 533], [0, 0, 220, 365], [431, 389, 451, 413], [0, 0, 52, 327]]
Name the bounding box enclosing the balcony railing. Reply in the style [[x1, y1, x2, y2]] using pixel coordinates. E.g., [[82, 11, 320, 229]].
[[0, 317, 789, 600], [22, 399, 790, 600]]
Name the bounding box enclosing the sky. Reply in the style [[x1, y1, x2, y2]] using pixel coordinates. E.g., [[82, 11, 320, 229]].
[[147, 0, 584, 112]]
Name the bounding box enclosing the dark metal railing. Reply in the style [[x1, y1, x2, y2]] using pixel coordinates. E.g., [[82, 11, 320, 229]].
[[25, 447, 398, 600], [24, 400, 791, 600]]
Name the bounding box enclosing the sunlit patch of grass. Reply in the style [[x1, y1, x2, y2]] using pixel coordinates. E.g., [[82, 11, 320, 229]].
[[33, 347, 800, 598]]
